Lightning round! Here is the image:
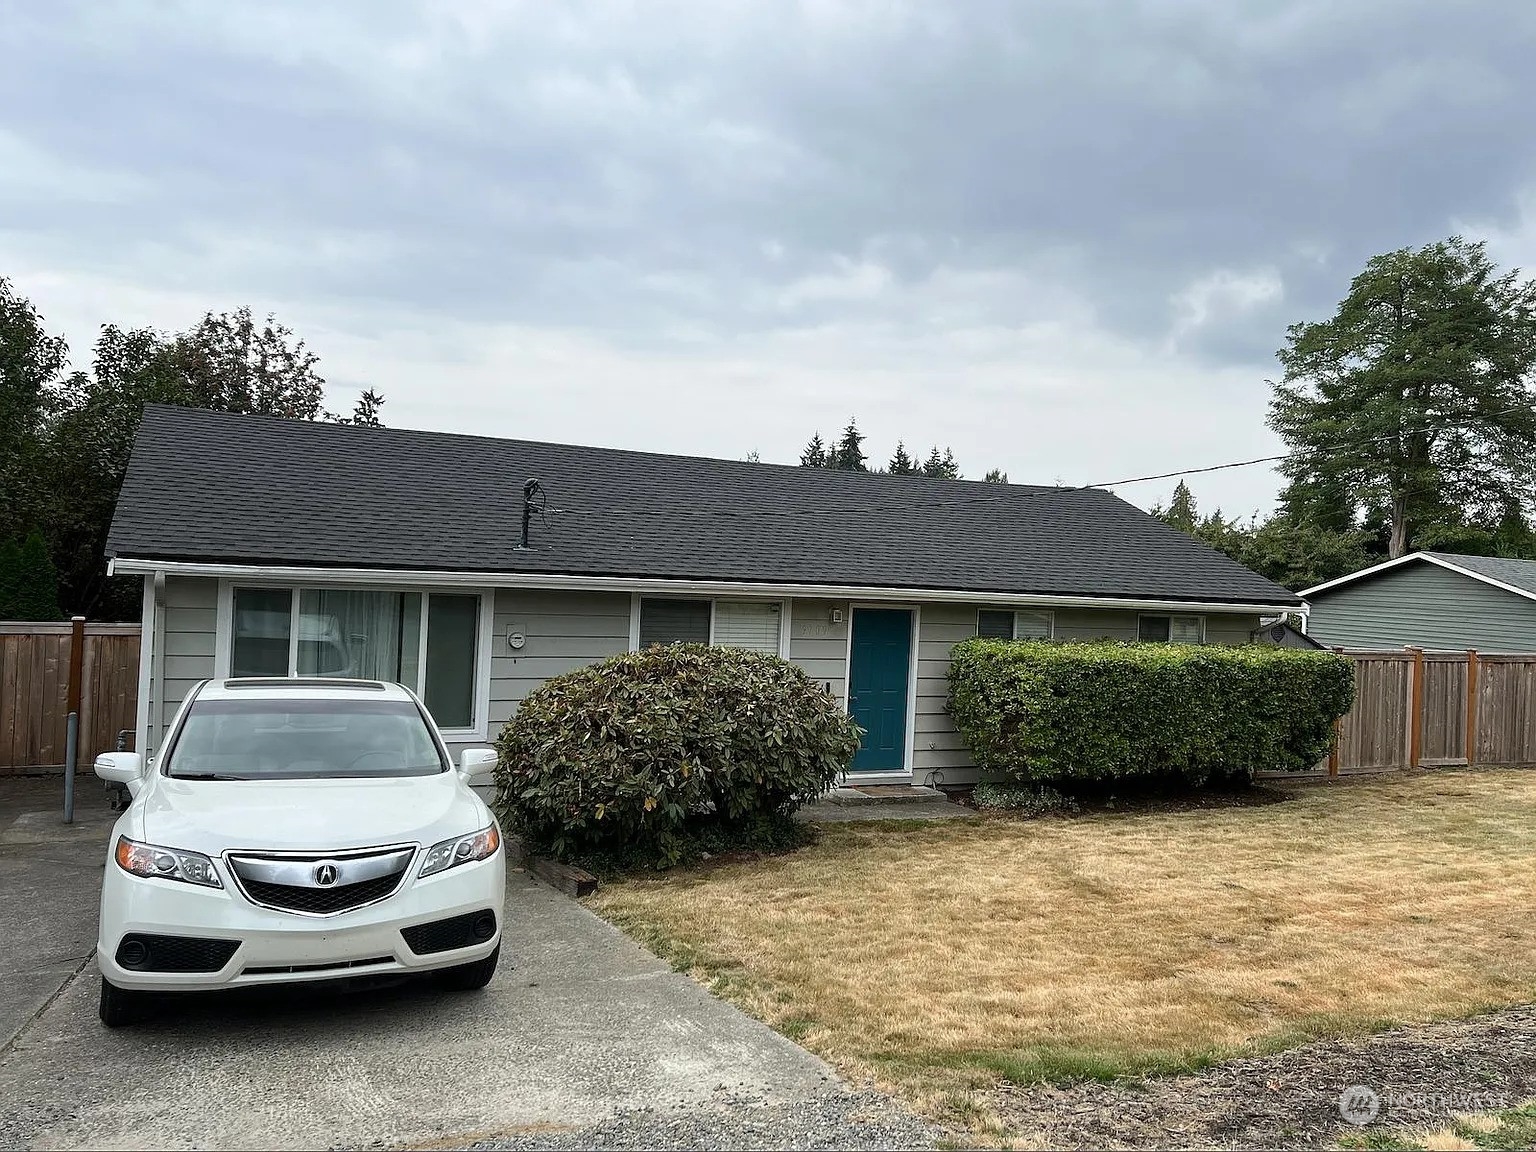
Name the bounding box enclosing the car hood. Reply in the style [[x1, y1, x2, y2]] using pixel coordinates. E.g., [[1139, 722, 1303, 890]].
[[140, 772, 490, 855]]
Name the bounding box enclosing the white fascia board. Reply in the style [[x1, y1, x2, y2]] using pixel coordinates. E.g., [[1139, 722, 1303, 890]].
[[1300, 551, 1536, 607], [107, 557, 1301, 616], [1299, 553, 1430, 598]]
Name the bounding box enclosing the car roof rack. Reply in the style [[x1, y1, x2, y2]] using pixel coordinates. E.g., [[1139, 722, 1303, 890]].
[[223, 678, 389, 691]]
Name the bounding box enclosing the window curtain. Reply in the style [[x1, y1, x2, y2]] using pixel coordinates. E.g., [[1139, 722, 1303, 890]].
[[297, 590, 421, 680]]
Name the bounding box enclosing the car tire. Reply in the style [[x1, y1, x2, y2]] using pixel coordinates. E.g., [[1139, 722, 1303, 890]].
[[98, 978, 146, 1028], [435, 944, 500, 991]]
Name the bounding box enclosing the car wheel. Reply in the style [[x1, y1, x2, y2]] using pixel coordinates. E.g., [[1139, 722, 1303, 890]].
[[435, 944, 500, 991], [98, 978, 146, 1028]]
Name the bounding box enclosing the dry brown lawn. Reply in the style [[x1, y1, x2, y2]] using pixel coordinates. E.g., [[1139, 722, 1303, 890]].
[[588, 769, 1536, 1127]]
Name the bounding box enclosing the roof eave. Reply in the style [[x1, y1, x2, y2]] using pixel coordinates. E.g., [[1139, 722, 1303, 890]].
[[108, 556, 1302, 614]]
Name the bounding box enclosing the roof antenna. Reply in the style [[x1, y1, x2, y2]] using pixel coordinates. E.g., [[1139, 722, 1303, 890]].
[[518, 479, 546, 550]]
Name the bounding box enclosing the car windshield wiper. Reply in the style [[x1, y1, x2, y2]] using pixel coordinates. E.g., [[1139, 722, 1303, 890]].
[[170, 772, 250, 781]]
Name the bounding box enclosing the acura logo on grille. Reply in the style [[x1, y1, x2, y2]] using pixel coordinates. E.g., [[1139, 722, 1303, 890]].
[[313, 863, 340, 886]]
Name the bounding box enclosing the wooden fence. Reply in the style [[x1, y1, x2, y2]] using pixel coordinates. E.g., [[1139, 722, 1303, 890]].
[[0, 621, 140, 774], [1312, 647, 1536, 776]]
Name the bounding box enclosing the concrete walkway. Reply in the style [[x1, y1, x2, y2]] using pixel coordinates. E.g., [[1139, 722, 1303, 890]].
[[0, 780, 933, 1150]]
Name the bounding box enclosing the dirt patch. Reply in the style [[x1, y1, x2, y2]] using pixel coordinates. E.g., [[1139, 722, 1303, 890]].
[[985, 1007, 1536, 1149]]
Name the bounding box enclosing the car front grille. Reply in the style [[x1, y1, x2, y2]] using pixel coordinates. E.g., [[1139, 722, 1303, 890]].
[[116, 933, 240, 973], [400, 909, 499, 955], [239, 873, 403, 915], [227, 845, 414, 917]]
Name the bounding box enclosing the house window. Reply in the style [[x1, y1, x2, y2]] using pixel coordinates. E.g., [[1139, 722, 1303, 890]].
[[713, 600, 783, 653], [638, 599, 711, 647], [1138, 614, 1205, 644], [977, 608, 1055, 640], [228, 586, 483, 731], [637, 597, 784, 655]]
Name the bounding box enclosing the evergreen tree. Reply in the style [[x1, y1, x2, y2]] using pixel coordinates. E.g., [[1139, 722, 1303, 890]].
[[348, 388, 385, 427], [888, 441, 917, 475], [799, 432, 828, 467], [983, 468, 1008, 483], [15, 530, 61, 620], [0, 537, 22, 619], [921, 446, 960, 479], [1154, 480, 1200, 533], [830, 419, 867, 471], [1269, 237, 1536, 558]]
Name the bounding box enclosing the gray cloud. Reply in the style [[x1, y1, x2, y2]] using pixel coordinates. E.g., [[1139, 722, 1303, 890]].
[[3, 0, 1534, 514]]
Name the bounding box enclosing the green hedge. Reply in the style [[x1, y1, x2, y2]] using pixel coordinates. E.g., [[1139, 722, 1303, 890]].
[[494, 644, 861, 867], [947, 640, 1354, 785]]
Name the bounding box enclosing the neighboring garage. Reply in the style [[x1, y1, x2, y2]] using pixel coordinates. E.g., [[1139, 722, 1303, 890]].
[[1303, 551, 1536, 651]]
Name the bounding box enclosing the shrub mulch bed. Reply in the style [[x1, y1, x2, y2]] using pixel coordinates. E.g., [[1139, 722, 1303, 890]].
[[985, 1007, 1536, 1149]]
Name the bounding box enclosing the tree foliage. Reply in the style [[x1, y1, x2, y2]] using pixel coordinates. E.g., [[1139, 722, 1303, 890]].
[[1269, 237, 1536, 558], [888, 440, 917, 475], [0, 275, 385, 617], [829, 418, 868, 471], [799, 432, 828, 467]]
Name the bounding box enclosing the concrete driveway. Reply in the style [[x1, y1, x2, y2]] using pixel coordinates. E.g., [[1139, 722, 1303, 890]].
[[0, 779, 933, 1150]]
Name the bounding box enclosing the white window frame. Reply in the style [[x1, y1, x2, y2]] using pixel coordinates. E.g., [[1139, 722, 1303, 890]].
[[628, 594, 791, 658], [1137, 613, 1206, 645], [977, 608, 1055, 640], [214, 580, 495, 740]]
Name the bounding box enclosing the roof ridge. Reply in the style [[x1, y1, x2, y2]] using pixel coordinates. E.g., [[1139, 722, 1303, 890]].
[[142, 403, 1072, 495]]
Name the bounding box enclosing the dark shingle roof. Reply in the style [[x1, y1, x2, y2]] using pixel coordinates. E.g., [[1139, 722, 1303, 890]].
[[1426, 553, 1536, 597], [105, 405, 1301, 606]]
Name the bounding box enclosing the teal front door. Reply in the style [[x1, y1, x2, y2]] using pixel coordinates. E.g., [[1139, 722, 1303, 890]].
[[847, 608, 913, 773]]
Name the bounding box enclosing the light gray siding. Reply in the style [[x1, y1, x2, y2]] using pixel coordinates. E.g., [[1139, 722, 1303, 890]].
[[787, 599, 848, 698], [1307, 561, 1536, 652], [487, 589, 632, 733], [913, 604, 973, 780], [133, 575, 1268, 783], [158, 576, 216, 747]]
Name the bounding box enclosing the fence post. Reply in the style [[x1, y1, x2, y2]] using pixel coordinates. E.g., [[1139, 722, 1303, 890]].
[[1465, 649, 1479, 766], [1406, 645, 1424, 769], [1328, 646, 1347, 777], [64, 615, 86, 823]]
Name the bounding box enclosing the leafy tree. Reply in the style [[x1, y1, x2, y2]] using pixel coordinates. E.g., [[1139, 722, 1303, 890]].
[[983, 468, 1008, 484], [799, 432, 828, 467], [888, 441, 917, 475], [829, 419, 867, 471], [0, 277, 69, 546], [921, 446, 960, 479], [1269, 237, 1536, 558]]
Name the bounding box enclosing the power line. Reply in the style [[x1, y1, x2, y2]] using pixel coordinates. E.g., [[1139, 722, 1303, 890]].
[[1084, 403, 1534, 489]]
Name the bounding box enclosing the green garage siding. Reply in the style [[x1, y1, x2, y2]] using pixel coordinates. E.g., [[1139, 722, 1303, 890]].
[[1307, 562, 1536, 652]]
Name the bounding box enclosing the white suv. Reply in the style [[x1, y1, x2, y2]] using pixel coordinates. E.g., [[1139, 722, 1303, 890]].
[[93, 678, 507, 1027]]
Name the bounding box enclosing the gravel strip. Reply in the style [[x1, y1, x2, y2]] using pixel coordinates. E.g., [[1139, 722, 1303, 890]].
[[456, 1089, 946, 1151], [986, 1006, 1536, 1149]]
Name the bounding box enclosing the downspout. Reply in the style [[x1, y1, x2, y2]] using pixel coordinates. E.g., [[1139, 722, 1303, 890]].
[[151, 571, 167, 760]]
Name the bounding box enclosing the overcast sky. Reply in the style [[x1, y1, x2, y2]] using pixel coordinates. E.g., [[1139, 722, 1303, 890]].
[[4, 1, 1535, 517]]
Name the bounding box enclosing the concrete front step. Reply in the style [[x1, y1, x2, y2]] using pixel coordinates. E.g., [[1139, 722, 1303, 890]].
[[824, 784, 950, 806]]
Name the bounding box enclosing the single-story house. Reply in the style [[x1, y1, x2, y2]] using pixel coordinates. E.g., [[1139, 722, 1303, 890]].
[[1303, 551, 1536, 653], [108, 405, 1303, 787]]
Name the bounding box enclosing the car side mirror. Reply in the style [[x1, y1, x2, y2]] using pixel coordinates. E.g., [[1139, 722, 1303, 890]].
[[95, 752, 145, 796], [457, 747, 498, 786]]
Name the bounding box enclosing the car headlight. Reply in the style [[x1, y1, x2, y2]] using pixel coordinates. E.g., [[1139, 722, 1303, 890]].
[[420, 823, 501, 877], [114, 836, 222, 888]]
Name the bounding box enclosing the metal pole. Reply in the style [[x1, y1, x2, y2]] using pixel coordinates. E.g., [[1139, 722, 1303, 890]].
[[64, 711, 78, 824], [65, 615, 86, 825]]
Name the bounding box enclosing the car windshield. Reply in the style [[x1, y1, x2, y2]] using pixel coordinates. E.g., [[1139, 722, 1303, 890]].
[[164, 698, 448, 780]]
